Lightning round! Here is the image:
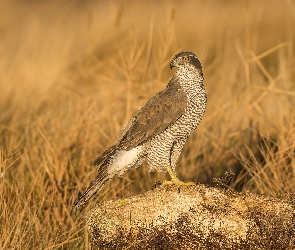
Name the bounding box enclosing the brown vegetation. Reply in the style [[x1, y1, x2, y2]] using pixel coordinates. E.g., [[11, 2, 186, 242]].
[[0, 0, 294, 249]]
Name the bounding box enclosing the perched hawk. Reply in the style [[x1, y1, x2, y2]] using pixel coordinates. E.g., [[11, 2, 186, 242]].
[[74, 51, 207, 210]]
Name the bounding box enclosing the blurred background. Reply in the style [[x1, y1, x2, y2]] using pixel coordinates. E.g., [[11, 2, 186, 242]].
[[0, 0, 294, 248]]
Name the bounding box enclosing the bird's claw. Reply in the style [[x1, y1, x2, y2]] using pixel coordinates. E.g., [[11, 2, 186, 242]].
[[161, 179, 196, 187], [162, 166, 196, 187]]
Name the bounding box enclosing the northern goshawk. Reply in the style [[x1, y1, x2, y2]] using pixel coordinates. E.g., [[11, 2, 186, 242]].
[[74, 51, 207, 210]]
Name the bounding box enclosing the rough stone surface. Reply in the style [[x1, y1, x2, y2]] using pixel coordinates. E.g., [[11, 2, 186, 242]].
[[87, 185, 295, 249]]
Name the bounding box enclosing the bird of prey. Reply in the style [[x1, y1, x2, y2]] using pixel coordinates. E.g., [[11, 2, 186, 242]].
[[73, 51, 207, 210]]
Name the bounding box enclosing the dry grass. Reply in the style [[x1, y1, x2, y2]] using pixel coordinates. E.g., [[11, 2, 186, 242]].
[[0, 0, 294, 248]]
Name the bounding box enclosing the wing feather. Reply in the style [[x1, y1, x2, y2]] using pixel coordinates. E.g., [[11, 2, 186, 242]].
[[118, 76, 187, 150]]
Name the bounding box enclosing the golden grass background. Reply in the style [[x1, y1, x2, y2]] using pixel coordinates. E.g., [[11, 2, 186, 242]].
[[0, 0, 294, 248]]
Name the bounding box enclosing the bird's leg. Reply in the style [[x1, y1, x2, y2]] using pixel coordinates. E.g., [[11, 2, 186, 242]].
[[162, 166, 195, 186]]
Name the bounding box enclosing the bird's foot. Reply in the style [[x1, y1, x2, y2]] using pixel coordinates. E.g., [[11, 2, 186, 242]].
[[161, 166, 196, 187], [161, 177, 195, 187]]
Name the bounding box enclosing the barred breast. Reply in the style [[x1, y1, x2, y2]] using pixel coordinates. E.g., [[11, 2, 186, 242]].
[[147, 66, 207, 172]]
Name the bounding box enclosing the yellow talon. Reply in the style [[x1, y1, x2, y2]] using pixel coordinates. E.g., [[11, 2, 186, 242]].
[[162, 166, 196, 186]]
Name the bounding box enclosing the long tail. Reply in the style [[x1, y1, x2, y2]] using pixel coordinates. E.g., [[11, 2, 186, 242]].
[[93, 145, 116, 167], [73, 167, 109, 211], [73, 146, 117, 211], [73, 144, 143, 211]]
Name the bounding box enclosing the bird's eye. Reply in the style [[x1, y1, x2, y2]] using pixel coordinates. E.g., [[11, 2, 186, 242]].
[[183, 56, 189, 62]]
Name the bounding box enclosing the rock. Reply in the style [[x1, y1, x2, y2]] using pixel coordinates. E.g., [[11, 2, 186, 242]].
[[87, 184, 295, 249]]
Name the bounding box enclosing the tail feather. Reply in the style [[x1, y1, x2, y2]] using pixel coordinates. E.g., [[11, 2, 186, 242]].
[[93, 145, 117, 167], [73, 144, 144, 211], [73, 146, 118, 211], [73, 167, 109, 211]]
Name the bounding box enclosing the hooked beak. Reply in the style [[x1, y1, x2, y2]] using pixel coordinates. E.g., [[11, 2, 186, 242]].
[[170, 57, 182, 69], [170, 59, 176, 69]]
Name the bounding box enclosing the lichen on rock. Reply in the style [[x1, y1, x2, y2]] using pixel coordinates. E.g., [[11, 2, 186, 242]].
[[87, 185, 295, 249]]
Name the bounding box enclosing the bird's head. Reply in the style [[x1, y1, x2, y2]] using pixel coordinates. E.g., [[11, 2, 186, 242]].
[[170, 52, 202, 74]]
